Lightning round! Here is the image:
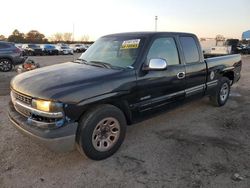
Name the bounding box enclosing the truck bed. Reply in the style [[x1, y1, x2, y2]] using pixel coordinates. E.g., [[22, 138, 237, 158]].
[[205, 54, 242, 83]]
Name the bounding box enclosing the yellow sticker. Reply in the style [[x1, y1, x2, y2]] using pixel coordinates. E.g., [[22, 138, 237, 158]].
[[121, 39, 140, 49]]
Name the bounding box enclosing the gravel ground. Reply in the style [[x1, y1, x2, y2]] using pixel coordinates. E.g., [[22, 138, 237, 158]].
[[0, 55, 250, 188]]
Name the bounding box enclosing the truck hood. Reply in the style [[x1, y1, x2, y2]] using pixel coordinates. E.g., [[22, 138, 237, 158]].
[[11, 62, 130, 103]]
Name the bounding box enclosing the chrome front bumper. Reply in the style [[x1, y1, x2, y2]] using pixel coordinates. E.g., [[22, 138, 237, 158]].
[[8, 102, 78, 152], [10, 90, 65, 129], [14, 100, 63, 118]]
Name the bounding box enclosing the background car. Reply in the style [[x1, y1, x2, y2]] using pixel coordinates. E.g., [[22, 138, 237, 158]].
[[241, 45, 250, 54], [56, 45, 73, 55], [40, 44, 59, 55], [70, 44, 87, 53], [56, 43, 67, 46], [0, 41, 25, 72], [85, 44, 92, 49], [22, 44, 43, 56]]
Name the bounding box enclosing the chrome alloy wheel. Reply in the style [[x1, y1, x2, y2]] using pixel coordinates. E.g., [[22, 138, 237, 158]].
[[92, 117, 120, 152], [220, 83, 229, 102]]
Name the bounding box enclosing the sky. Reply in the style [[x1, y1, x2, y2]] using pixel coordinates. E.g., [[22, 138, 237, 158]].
[[1, 0, 249, 40]]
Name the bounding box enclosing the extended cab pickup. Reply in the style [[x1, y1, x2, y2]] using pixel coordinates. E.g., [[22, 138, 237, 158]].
[[8, 32, 242, 160]]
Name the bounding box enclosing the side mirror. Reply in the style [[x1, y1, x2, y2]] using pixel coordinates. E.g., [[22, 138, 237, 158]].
[[143, 58, 168, 71]]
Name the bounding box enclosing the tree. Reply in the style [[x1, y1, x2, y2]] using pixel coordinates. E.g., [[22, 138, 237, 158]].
[[80, 35, 90, 42], [51, 32, 63, 42], [215, 34, 225, 46], [25, 30, 46, 43], [50, 32, 73, 42], [0, 35, 6, 40], [63, 32, 72, 42], [7, 29, 25, 43]]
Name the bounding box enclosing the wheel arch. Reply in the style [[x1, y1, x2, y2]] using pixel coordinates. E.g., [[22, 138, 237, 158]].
[[75, 99, 133, 126], [0, 56, 13, 63], [222, 71, 234, 85]]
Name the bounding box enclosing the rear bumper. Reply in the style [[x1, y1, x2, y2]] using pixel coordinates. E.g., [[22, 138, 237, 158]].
[[8, 102, 78, 152], [60, 50, 73, 55], [44, 50, 58, 55]]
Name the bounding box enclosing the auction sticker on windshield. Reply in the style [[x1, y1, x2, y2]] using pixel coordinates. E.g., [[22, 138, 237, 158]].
[[121, 39, 140, 49]]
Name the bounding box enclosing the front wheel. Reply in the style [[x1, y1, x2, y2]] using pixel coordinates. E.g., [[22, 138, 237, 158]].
[[76, 104, 127, 160], [0, 59, 13, 72], [209, 77, 230, 106]]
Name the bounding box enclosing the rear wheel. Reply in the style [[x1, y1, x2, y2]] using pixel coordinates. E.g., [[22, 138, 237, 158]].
[[0, 59, 13, 72], [28, 51, 33, 56], [76, 104, 127, 160], [209, 77, 230, 106]]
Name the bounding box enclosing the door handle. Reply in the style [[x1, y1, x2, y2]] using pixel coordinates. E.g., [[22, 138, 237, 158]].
[[177, 72, 185, 79]]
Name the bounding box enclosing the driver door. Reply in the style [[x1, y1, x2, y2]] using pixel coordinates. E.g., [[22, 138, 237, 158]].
[[136, 36, 186, 112]]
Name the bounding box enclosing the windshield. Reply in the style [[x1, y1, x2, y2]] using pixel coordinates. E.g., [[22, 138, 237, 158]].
[[225, 39, 239, 46], [78, 36, 143, 68], [61, 46, 69, 49]]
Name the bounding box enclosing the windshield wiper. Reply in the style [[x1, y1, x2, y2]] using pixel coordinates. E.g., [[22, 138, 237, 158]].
[[88, 61, 112, 69], [75, 59, 123, 70], [75, 58, 88, 63], [90, 61, 126, 70], [75, 59, 108, 68]]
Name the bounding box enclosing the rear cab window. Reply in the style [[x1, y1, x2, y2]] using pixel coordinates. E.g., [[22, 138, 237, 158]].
[[179, 36, 200, 64]]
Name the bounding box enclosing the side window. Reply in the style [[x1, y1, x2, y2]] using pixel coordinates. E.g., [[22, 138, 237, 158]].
[[0, 43, 10, 49], [180, 37, 199, 63], [147, 37, 179, 66]]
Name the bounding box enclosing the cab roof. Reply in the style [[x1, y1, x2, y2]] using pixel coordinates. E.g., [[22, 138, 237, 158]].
[[102, 31, 195, 38]]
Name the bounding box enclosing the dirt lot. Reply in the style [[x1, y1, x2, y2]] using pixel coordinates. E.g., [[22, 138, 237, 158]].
[[0, 55, 250, 188]]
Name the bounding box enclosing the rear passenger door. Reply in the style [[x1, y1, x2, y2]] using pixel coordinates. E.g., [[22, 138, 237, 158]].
[[179, 36, 207, 96]]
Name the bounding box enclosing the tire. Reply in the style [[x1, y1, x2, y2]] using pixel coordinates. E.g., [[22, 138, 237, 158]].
[[0, 59, 13, 72], [209, 77, 230, 107], [76, 104, 127, 160], [28, 51, 33, 56]]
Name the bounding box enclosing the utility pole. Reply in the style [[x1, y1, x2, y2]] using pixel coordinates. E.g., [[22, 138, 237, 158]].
[[72, 23, 75, 42], [72, 23, 75, 61], [155, 16, 158, 31]]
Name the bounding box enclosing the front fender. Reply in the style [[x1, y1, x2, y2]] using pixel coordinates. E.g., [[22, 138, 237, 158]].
[[63, 91, 130, 121]]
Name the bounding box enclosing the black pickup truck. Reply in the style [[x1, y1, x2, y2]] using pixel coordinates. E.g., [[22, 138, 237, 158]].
[[8, 32, 242, 160]]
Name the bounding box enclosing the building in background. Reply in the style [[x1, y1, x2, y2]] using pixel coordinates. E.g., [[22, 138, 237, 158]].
[[242, 30, 250, 41]]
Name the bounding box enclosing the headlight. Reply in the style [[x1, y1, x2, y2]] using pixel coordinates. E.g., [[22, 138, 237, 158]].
[[32, 99, 63, 112], [35, 100, 51, 111]]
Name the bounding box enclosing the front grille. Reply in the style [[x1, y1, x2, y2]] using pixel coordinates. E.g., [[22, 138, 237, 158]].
[[12, 90, 32, 105], [15, 103, 31, 117]]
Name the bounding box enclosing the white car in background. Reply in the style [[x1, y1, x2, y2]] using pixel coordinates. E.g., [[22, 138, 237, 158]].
[[56, 45, 73, 55], [70, 44, 87, 53]]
